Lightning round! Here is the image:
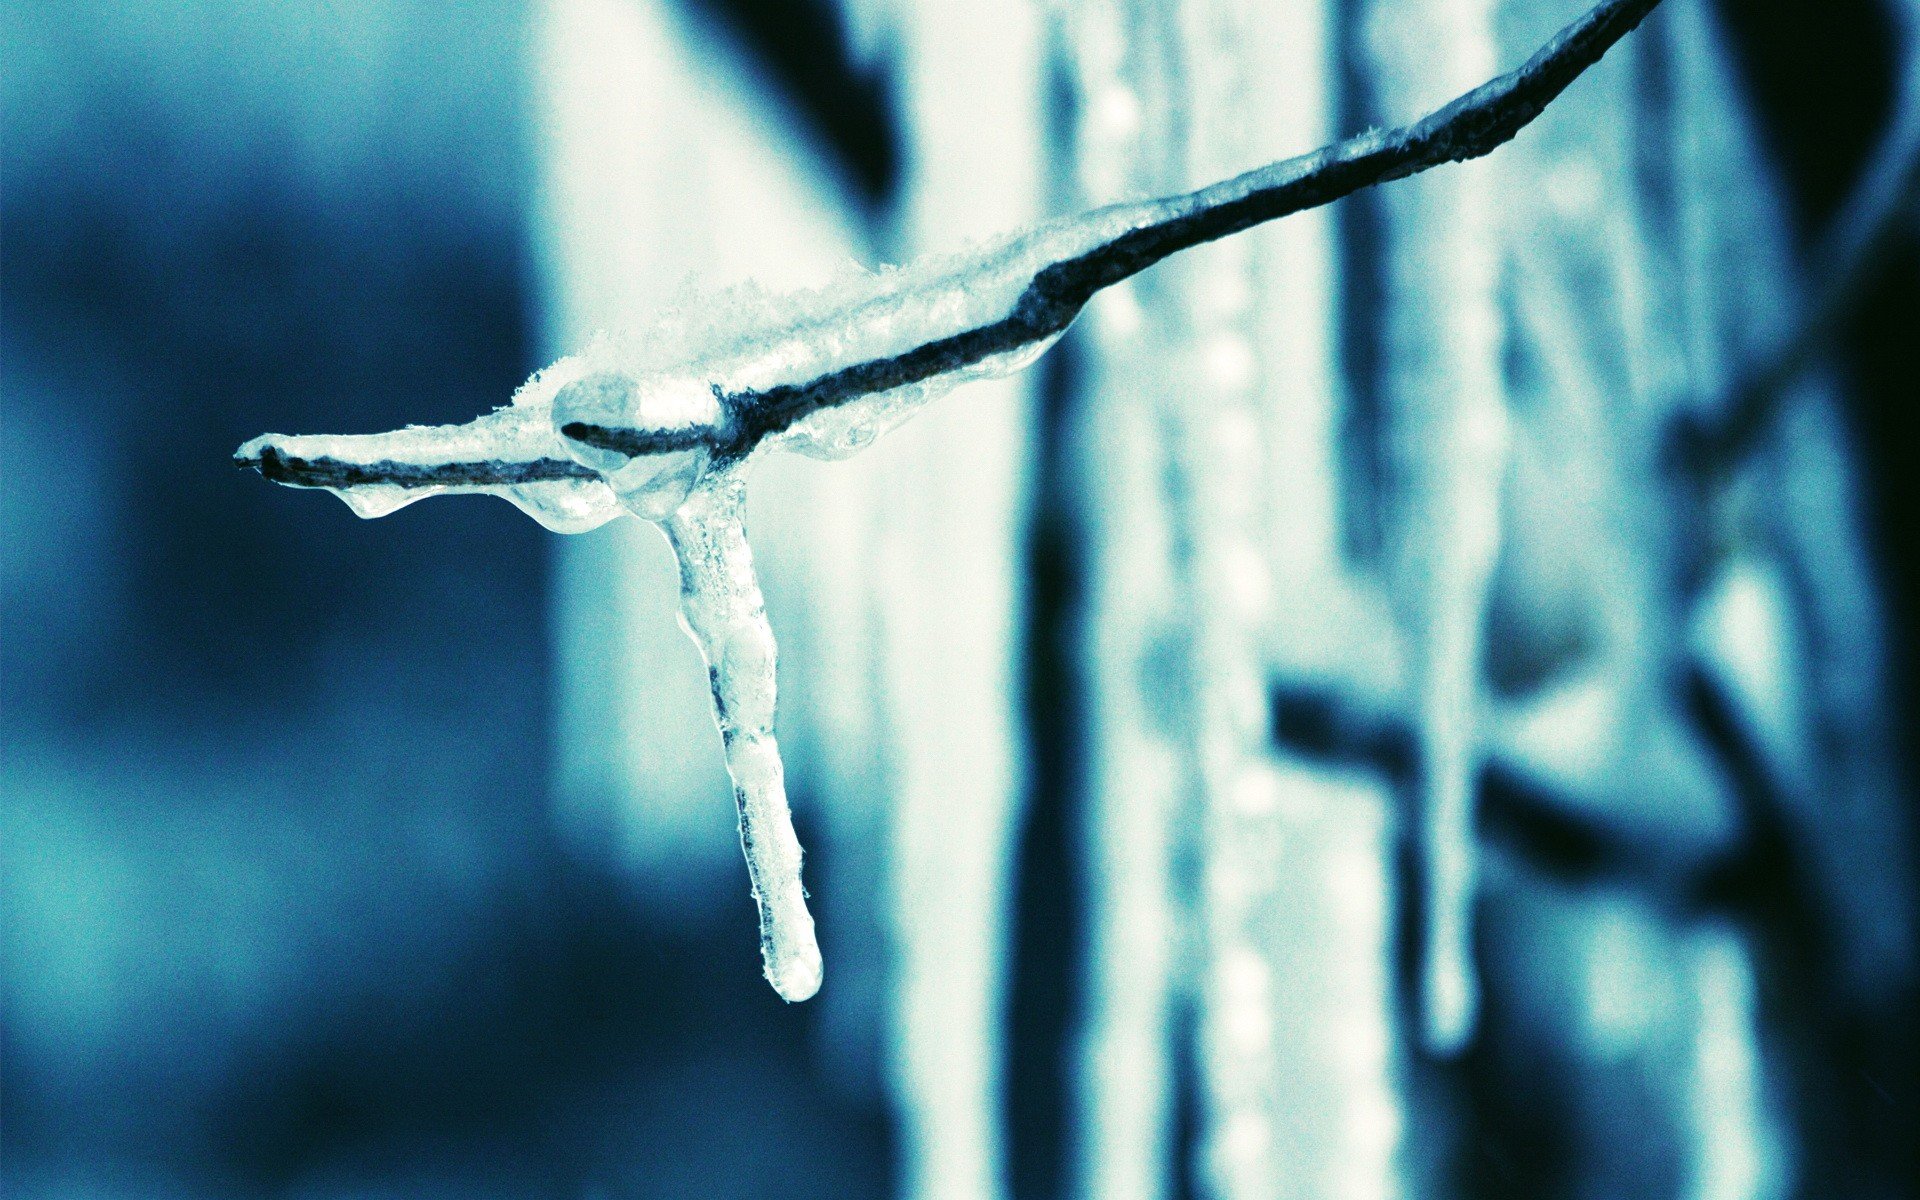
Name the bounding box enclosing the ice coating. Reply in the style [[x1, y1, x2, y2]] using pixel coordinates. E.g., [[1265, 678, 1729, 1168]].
[[778, 331, 1062, 460], [229, 204, 1126, 531], [234, 199, 1149, 526], [233, 355, 626, 534], [552, 369, 720, 519], [557, 202, 1144, 462], [663, 474, 822, 1002]]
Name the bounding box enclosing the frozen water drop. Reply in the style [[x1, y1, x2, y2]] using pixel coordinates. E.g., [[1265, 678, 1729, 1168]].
[[554, 371, 719, 519], [552, 372, 647, 473], [780, 402, 885, 460], [332, 483, 435, 519], [607, 450, 710, 521], [501, 480, 623, 533]]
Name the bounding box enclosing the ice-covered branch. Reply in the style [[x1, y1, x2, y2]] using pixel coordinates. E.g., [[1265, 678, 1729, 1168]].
[[237, 0, 1659, 508], [232, 0, 1662, 1004]]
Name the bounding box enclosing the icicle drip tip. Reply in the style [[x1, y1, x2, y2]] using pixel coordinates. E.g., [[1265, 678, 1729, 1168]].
[[662, 474, 822, 1002]]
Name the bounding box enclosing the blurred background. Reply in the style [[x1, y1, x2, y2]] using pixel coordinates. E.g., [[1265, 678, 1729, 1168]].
[[2, 0, 1916, 1197]]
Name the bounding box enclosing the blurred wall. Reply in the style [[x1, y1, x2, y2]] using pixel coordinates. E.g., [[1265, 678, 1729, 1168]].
[[2, 2, 889, 1196]]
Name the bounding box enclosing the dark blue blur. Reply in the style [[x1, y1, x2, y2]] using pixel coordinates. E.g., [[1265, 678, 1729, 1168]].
[[1, 3, 889, 1196]]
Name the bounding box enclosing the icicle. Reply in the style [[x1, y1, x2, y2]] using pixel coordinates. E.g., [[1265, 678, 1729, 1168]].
[[661, 473, 821, 1002], [1174, 0, 1414, 1197], [532, 0, 877, 923], [1242, 0, 1412, 1195], [1360, 0, 1507, 1057], [1056, 2, 1188, 1197], [1176, 18, 1299, 1200]]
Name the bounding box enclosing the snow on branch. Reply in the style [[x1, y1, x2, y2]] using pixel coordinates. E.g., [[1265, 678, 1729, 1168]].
[[233, 0, 1663, 1004]]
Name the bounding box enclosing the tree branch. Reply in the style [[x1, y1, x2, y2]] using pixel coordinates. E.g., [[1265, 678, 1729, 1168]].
[[238, 0, 1662, 491]]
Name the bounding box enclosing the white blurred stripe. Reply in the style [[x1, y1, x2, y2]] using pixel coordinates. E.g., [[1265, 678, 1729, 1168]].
[[1054, 1, 1188, 1195], [1360, 0, 1508, 1056], [872, 3, 1044, 1197]]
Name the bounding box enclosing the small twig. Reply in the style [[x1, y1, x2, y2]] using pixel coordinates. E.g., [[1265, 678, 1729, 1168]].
[[251, 445, 597, 488], [238, 0, 1661, 491]]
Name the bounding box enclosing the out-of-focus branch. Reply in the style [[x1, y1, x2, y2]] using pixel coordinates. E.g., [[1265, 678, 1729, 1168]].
[[238, 0, 1661, 492], [1679, 43, 1920, 478]]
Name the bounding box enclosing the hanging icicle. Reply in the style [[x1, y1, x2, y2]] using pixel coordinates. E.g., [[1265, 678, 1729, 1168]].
[[1056, 1, 1188, 1196], [1179, 3, 1408, 1198], [661, 473, 822, 1000], [1359, 0, 1507, 1057]]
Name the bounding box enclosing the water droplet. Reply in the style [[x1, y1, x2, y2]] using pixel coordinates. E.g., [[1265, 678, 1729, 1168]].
[[332, 484, 434, 519], [501, 480, 622, 532]]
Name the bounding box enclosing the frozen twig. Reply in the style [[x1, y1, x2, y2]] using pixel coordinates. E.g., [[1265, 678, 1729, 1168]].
[[237, 0, 1661, 500]]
